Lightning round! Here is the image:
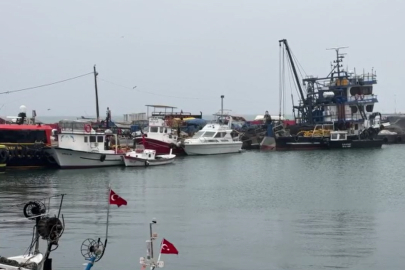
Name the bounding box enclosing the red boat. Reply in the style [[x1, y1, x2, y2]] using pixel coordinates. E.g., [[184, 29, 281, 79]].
[[134, 105, 202, 155], [0, 106, 58, 168], [0, 123, 57, 168]]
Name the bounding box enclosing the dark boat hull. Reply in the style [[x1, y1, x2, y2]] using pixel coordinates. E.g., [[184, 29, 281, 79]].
[[134, 138, 186, 156], [376, 134, 405, 144], [4, 146, 58, 169], [275, 136, 383, 151]]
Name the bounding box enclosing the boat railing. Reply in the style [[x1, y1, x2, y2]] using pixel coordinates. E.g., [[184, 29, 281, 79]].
[[151, 112, 201, 118]]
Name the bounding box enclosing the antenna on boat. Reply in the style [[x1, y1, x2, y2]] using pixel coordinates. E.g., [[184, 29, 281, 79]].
[[326, 47, 349, 77], [221, 95, 224, 120]]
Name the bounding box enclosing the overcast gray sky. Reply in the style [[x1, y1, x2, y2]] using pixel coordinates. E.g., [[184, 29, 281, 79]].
[[0, 0, 403, 118]]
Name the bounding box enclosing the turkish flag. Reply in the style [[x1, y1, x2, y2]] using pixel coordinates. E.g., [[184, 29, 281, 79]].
[[160, 238, 178, 255], [109, 189, 127, 207]]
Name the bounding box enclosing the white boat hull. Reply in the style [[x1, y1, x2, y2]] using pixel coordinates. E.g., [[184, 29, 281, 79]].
[[123, 154, 175, 167], [51, 147, 124, 169], [184, 142, 243, 155]]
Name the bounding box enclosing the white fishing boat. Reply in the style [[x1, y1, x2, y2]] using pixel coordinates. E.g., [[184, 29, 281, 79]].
[[50, 120, 126, 169], [123, 145, 176, 167], [183, 96, 243, 155], [0, 195, 65, 270]]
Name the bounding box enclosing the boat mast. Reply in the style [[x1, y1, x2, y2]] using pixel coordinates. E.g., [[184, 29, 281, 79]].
[[221, 95, 224, 119], [93, 65, 100, 122]]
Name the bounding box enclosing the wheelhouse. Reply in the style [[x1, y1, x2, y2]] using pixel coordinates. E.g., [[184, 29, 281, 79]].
[[330, 131, 348, 141], [0, 125, 52, 145]]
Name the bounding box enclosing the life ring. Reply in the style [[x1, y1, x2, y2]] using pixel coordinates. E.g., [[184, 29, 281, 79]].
[[84, 124, 92, 133], [165, 119, 173, 127], [0, 148, 9, 163]]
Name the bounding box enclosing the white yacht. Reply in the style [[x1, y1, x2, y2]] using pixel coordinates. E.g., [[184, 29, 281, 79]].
[[183, 119, 243, 155], [50, 120, 125, 169]]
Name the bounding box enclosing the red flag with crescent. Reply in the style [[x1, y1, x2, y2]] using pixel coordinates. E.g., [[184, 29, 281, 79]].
[[109, 189, 127, 207], [160, 238, 178, 255]]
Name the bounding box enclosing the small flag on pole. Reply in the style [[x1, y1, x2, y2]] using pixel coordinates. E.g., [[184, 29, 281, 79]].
[[160, 238, 179, 255], [109, 189, 127, 207]]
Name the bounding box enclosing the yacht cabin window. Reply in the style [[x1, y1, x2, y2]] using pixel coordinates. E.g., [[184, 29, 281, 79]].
[[150, 127, 158, 133], [203, 131, 216, 138], [331, 133, 338, 140], [214, 132, 226, 138], [84, 136, 88, 143], [97, 136, 104, 142], [90, 136, 96, 143], [192, 131, 204, 139]]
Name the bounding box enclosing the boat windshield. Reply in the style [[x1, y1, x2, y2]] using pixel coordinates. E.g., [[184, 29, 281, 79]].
[[192, 131, 204, 138]]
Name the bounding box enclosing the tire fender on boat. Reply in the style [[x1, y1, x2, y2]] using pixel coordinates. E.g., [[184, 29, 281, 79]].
[[100, 154, 106, 162], [16, 146, 23, 157], [0, 147, 9, 163], [144, 160, 149, 167]]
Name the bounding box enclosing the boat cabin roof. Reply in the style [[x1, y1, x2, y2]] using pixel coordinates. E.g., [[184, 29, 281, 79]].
[[0, 124, 52, 131], [58, 120, 109, 135], [145, 105, 177, 109]]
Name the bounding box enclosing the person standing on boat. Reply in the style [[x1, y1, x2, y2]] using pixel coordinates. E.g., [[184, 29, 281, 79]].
[[106, 107, 111, 128], [264, 111, 272, 124]]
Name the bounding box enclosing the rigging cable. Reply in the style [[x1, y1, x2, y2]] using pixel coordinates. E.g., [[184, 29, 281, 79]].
[[284, 46, 300, 119], [0, 72, 94, 95], [99, 78, 212, 100], [278, 43, 282, 118], [282, 44, 286, 119], [98, 77, 248, 103]]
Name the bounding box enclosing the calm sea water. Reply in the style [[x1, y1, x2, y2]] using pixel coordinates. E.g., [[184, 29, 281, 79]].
[[1, 146, 405, 270]]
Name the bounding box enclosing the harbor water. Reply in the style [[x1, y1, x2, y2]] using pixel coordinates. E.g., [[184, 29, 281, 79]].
[[1, 145, 405, 270]]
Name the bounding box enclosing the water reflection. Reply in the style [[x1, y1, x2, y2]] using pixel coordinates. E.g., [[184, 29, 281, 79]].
[[292, 210, 376, 269], [1, 148, 405, 270]]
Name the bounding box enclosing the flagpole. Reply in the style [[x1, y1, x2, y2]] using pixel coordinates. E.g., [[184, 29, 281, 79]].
[[156, 252, 162, 264], [106, 183, 111, 240]]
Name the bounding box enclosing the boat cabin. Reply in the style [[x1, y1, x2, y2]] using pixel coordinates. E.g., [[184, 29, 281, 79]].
[[0, 124, 52, 145], [130, 144, 157, 159], [58, 120, 118, 153], [190, 124, 237, 142], [147, 117, 179, 142]]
